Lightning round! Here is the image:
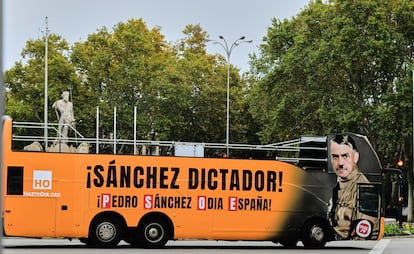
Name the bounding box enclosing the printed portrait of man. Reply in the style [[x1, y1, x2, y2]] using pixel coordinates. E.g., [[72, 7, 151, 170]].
[[328, 134, 378, 239]]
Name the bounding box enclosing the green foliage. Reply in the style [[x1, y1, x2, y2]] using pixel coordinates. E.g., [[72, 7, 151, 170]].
[[4, 1, 414, 169], [5, 34, 79, 123], [247, 0, 414, 220], [384, 222, 414, 236], [4, 19, 254, 151], [248, 0, 414, 164]]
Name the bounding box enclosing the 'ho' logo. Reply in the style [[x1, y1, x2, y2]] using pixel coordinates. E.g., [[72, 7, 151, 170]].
[[33, 170, 52, 190]]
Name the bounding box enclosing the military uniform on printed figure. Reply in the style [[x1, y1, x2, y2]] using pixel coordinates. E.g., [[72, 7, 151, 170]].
[[330, 167, 378, 239]]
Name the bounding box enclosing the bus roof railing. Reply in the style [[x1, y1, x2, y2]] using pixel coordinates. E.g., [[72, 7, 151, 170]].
[[10, 120, 328, 164]]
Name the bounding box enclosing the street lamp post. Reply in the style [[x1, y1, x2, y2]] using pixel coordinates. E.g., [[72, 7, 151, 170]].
[[209, 35, 252, 157], [44, 17, 49, 151]]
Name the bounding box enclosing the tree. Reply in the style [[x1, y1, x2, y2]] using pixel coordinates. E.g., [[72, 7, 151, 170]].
[[71, 19, 177, 152], [71, 21, 253, 150], [248, 0, 414, 220], [5, 18, 253, 156], [173, 24, 229, 143], [4, 34, 80, 135]]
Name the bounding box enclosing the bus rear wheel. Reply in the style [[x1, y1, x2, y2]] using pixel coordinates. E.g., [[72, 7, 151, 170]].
[[89, 216, 124, 248], [301, 221, 327, 249], [138, 218, 169, 248]]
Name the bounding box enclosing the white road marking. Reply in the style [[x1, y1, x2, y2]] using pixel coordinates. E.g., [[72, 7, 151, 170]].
[[368, 239, 391, 254]]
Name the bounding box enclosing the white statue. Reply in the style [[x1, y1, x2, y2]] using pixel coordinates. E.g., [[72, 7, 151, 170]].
[[52, 91, 75, 141]]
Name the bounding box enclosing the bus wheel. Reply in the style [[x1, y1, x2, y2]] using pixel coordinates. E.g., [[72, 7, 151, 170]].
[[138, 218, 169, 248], [90, 216, 123, 248], [301, 221, 327, 249]]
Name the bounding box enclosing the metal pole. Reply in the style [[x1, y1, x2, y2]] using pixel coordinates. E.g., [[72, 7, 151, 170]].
[[226, 58, 230, 157], [134, 106, 137, 155], [96, 106, 99, 154], [44, 17, 49, 151], [208, 36, 252, 157], [114, 107, 117, 154]]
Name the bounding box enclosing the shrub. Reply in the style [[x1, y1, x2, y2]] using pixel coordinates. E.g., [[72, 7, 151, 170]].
[[384, 222, 414, 236]]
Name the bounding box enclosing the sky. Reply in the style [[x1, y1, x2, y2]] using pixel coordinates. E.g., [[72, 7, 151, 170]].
[[3, 0, 311, 72]]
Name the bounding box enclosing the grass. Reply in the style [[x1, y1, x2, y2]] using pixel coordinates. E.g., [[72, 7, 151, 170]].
[[384, 222, 414, 236]]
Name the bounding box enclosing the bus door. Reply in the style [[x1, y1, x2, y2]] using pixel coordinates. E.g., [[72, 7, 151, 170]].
[[55, 181, 77, 237], [4, 166, 57, 237], [354, 183, 381, 239]]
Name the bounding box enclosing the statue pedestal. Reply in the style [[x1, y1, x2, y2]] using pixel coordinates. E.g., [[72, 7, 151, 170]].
[[48, 142, 73, 153]]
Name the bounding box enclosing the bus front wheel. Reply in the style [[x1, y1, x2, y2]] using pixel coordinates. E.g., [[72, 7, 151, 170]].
[[89, 216, 124, 248], [301, 221, 327, 249]]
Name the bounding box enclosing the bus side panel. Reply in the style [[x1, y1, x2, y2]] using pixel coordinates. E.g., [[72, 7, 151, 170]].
[[3, 151, 88, 238], [1, 118, 387, 243], [2, 117, 323, 241], [84, 156, 308, 241], [3, 146, 320, 241], [4, 196, 57, 237]]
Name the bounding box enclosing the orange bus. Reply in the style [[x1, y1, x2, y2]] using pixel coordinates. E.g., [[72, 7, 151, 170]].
[[2, 116, 388, 248]]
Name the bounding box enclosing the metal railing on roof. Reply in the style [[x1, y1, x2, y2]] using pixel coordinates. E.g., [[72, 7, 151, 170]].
[[11, 121, 328, 165]]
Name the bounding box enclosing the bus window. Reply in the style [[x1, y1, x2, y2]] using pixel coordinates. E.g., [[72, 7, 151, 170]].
[[7, 166, 24, 195], [358, 184, 380, 217], [353, 183, 381, 239], [298, 136, 327, 171]]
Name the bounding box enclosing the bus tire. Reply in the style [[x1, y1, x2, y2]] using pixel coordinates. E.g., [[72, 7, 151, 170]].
[[89, 216, 124, 248], [301, 221, 327, 249], [138, 217, 169, 248]]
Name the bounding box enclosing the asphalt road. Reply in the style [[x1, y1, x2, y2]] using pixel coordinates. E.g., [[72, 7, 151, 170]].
[[1, 237, 414, 254]]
